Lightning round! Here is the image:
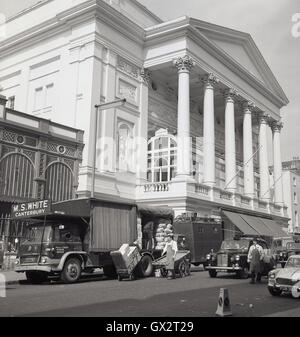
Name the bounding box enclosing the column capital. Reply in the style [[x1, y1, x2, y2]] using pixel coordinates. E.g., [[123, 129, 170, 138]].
[[270, 120, 283, 132], [140, 68, 151, 86], [258, 111, 270, 125], [173, 55, 195, 73], [242, 100, 255, 113], [201, 72, 219, 88], [223, 88, 238, 102]]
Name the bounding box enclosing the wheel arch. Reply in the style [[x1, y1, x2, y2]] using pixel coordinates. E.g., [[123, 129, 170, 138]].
[[57, 251, 88, 271]]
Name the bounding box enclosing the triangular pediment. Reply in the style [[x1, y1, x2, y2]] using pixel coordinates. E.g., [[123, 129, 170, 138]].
[[190, 19, 288, 104]]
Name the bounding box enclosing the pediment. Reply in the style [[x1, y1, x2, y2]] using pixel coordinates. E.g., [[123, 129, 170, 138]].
[[191, 19, 288, 104]]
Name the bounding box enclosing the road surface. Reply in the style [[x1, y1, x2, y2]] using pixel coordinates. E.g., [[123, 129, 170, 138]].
[[1, 267, 299, 317]]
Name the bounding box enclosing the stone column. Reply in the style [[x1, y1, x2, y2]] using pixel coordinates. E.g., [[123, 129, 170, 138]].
[[224, 88, 237, 192], [271, 121, 284, 205], [173, 55, 195, 180], [243, 101, 255, 197], [259, 113, 270, 200], [202, 73, 218, 186]]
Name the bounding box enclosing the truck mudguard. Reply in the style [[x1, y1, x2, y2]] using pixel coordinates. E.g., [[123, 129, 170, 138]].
[[56, 251, 88, 271]]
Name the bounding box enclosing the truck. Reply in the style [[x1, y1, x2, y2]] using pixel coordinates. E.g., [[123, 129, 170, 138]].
[[13, 198, 170, 284], [173, 214, 223, 267]]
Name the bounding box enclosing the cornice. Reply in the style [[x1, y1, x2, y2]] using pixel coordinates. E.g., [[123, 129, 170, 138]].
[[0, 0, 145, 58]]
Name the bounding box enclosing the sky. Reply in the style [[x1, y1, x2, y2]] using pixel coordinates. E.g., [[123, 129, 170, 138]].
[[1, 0, 300, 162]]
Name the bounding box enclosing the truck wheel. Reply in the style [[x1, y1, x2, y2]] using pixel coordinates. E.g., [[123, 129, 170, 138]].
[[268, 286, 282, 297], [209, 270, 217, 278], [236, 267, 249, 279], [138, 255, 153, 278], [61, 258, 82, 284], [26, 271, 48, 284], [103, 265, 117, 279]]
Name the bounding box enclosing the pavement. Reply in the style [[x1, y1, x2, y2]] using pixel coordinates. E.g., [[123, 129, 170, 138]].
[[1, 267, 300, 317]]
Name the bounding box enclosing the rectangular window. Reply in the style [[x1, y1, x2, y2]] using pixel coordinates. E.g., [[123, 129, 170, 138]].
[[45, 83, 54, 107], [34, 87, 43, 110]]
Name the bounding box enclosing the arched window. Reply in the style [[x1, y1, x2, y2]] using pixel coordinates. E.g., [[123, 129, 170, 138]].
[[45, 162, 73, 202], [0, 153, 34, 199], [147, 129, 177, 182], [117, 122, 134, 172]]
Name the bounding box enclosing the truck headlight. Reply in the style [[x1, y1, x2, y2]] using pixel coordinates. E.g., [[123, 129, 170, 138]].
[[15, 259, 20, 265]]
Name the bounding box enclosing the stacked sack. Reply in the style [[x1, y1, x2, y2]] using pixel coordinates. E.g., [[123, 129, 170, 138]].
[[154, 219, 174, 250]]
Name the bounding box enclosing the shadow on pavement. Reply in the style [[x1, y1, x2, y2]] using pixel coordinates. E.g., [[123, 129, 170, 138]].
[[21, 280, 300, 317]]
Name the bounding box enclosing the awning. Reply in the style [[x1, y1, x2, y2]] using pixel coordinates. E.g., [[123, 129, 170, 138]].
[[239, 214, 273, 236], [259, 218, 287, 237], [222, 210, 286, 237], [222, 211, 257, 236]]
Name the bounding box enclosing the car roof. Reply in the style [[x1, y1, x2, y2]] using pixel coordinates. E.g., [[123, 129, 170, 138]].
[[288, 255, 300, 259]]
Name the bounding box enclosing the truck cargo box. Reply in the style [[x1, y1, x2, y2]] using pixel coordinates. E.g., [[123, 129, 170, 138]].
[[90, 200, 137, 251], [173, 220, 223, 264]]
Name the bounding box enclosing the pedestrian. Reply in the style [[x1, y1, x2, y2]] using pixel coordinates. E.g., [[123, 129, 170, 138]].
[[247, 239, 264, 284], [142, 221, 154, 250], [162, 234, 178, 280]]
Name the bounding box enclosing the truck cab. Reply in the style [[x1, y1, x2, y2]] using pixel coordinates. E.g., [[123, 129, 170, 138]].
[[16, 220, 89, 284]]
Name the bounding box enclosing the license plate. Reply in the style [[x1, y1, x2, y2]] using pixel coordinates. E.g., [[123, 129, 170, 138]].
[[24, 257, 36, 263]]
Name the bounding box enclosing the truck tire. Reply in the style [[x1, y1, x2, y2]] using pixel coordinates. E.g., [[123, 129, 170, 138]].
[[103, 265, 117, 279], [26, 271, 48, 284], [208, 270, 217, 278], [138, 255, 153, 278], [61, 258, 82, 284]]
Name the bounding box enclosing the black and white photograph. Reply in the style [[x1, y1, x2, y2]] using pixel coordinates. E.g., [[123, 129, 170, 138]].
[[0, 0, 300, 325]]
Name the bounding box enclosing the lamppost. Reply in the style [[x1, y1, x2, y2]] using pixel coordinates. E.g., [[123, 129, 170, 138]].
[[91, 98, 127, 198]]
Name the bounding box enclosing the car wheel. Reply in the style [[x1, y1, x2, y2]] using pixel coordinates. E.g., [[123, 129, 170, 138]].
[[61, 258, 82, 284], [209, 270, 217, 278], [236, 267, 249, 279], [26, 271, 48, 284], [268, 286, 282, 297]]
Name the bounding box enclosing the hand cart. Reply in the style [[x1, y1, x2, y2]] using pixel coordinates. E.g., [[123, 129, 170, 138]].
[[111, 245, 141, 281], [153, 250, 191, 278]]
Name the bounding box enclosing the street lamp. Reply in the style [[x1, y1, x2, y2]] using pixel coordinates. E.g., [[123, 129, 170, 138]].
[[91, 98, 127, 198]]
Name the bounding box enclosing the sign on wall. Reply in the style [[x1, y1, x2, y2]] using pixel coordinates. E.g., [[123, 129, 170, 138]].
[[11, 200, 52, 219]]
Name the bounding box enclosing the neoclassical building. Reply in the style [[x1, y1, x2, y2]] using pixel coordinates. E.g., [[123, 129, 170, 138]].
[[0, 0, 290, 231]]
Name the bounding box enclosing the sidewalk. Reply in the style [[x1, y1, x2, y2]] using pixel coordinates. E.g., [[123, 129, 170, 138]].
[[0, 270, 26, 285]]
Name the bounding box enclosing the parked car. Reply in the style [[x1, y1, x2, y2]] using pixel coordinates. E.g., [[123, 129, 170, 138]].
[[271, 237, 294, 263], [277, 242, 300, 268], [206, 236, 276, 279], [268, 255, 300, 298]]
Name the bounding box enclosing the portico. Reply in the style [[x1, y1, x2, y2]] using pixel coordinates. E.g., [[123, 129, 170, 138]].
[[139, 16, 289, 221]]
